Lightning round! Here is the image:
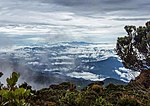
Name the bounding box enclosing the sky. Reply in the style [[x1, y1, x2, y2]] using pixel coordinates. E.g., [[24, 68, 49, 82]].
[[0, 0, 150, 45]]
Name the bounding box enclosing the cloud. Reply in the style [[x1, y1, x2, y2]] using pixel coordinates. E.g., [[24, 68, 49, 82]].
[[0, 0, 149, 44], [66, 71, 105, 81], [112, 17, 150, 21], [46, 0, 150, 15]]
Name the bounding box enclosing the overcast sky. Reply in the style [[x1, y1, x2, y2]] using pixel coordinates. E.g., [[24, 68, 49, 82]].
[[0, 0, 150, 44]]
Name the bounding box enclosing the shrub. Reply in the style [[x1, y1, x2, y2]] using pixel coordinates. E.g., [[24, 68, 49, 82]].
[[59, 91, 77, 106], [91, 84, 104, 94], [0, 72, 31, 106], [117, 98, 141, 106], [94, 97, 113, 106]]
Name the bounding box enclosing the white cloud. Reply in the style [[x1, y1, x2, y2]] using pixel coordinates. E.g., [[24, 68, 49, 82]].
[[114, 67, 140, 82], [66, 72, 106, 81], [0, 0, 149, 44]]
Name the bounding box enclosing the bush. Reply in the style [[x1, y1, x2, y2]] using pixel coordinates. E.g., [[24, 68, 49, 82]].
[[90, 84, 104, 94], [59, 91, 77, 106], [94, 97, 113, 106], [0, 72, 31, 106], [117, 98, 140, 106]]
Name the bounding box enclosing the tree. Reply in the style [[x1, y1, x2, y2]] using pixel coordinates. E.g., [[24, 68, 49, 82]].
[[0, 72, 31, 106], [116, 21, 150, 70]]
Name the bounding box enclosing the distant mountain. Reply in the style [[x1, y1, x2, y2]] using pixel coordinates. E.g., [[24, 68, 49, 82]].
[[103, 78, 127, 86], [0, 42, 139, 89]]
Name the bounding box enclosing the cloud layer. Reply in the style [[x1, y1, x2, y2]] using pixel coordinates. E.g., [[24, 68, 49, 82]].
[[0, 0, 149, 44]]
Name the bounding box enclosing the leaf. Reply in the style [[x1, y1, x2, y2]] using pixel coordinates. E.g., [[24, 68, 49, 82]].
[[6, 72, 20, 87], [0, 89, 9, 99], [6, 78, 14, 87], [12, 72, 20, 84], [24, 90, 31, 97], [14, 88, 26, 96]]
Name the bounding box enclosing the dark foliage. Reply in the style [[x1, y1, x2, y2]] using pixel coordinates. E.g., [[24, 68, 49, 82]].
[[116, 21, 150, 70]]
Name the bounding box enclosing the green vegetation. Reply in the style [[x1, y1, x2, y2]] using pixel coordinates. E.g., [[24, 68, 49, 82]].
[[0, 72, 31, 106], [0, 71, 150, 106]]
